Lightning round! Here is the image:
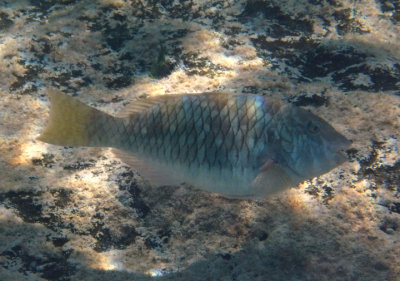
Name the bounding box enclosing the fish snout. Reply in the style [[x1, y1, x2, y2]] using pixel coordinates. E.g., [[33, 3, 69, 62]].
[[333, 137, 352, 163], [331, 136, 352, 152], [342, 137, 353, 147]]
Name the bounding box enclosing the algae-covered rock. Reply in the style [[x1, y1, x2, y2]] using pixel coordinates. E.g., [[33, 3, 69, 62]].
[[0, 0, 399, 280]]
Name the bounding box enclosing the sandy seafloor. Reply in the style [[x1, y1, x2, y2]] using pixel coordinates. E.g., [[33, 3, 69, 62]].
[[0, 0, 400, 280]]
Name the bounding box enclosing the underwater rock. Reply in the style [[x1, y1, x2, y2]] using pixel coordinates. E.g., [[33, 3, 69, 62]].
[[1, 0, 400, 280]]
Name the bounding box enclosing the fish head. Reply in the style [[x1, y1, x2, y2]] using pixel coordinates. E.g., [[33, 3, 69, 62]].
[[276, 105, 351, 182]]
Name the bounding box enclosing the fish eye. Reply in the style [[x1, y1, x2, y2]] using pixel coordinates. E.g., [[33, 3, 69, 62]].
[[307, 121, 320, 134]]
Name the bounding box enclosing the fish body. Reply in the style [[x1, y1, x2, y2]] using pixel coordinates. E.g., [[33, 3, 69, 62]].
[[39, 90, 350, 198]]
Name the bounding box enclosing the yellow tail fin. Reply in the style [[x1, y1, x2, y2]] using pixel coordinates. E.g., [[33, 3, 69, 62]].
[[38, 90, 106, 146]]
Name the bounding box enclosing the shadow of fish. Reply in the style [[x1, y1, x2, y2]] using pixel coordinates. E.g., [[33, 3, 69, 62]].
[[38, 90, 351, 199]]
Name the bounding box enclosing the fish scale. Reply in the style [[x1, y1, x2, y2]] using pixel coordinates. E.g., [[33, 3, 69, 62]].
[[128, 95, 257, 171]]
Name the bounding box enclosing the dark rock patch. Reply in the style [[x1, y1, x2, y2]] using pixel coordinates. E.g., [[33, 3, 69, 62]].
[[224, 25, 245, 36], [377, 0, 400, 24], [389, 202, 400, 215], [250, 36, 319, 60], [98, 95, 124, 104], [287, 93, 329, 107], [119, 52, 134, 61], [374, 261, 389, 271], [50, 188, 73, 208], [332, 64, 400, 92], [144, 235, 163, 249], [149, 45, 176, 79], [305, 184, 321, 198], [261, 243, 310, 279], [240, 0, 313, 37], [321, 185, 334, 203], [290, 45, 367, 80], [90, 222, 112, 252], [0, 11, 13, 30], [379, 216, 398, 234], [333, 8, 368, 35], [249, 228, 269, 241], [90, 221, 138, 252], [0, 189, 80, 233], [217, 253, 232, 260], [63, 159, 96, 170], [242, 85, 259, 94], [0, 245, 75, 281], [356, 140, 383, 175], [325, 0, 343, 7], [309, 0, 324, 4], [112, 12, 127, 22], [221, 38, 246, 50], [346, 148, 359, 161], [105, 75, 133, 89], [10, 63, 43, 93], [78, 9, 136, 51], [127, 0, 201, 21], [104, 63, 135, 89], [304, 182, 335, 204], [1, 190, 45, 223], [144, 228, 171, 249], [78, 14, 104, 32], [116, 169, 151, 218], [127, 182, 151, 218], [116, 169, 135, 189], [51, 237, 70, 247], [355, 141, 400, 216], [32, 153, 55, 168], [357, 141, 400, 192], [366, 160, 400, 193], [115, 225, 139, 249], [158, 0, 201, 21], [29, 0, 77, 11], [104, 23, 134, 51], [182, 52, 226, 77], [30, 37, 53, 61], [49, 68, 91, 90]]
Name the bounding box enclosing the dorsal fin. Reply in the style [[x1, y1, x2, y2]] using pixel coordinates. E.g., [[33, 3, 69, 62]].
[[116, 92, 226, 118], [116, 95, 178, 118]]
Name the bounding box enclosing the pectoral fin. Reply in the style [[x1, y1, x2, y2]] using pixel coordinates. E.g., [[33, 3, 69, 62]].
[[250, 159, 294, 197]]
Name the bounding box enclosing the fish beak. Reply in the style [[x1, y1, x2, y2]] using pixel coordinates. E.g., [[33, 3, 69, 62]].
[[334, 135, 352, 151], [343, 138, 353, 147], [334, 137, 352, 163]]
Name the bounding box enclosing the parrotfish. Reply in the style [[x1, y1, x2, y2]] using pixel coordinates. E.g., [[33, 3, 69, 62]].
[[38, 90, 350, 198]]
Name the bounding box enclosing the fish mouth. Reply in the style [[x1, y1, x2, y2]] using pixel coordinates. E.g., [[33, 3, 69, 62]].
[[334, 138, 352, 164], [331, 135, 352, 151], [335, 149, 348, 164], [342, 137, 353, 148]]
